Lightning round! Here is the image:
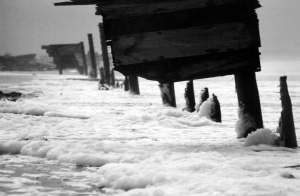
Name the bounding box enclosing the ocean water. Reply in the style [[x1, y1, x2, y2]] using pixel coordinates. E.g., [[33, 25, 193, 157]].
[[0, 70, 299, 196]]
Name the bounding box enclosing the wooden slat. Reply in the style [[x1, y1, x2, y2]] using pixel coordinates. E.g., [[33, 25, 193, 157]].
[[111, 22, 260, 65], [114, 48, 261, 82], [97, 0, 260, 18]]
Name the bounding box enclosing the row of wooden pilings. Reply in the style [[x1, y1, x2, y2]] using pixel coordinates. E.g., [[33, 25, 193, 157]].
[[89, 22, 297, 148]]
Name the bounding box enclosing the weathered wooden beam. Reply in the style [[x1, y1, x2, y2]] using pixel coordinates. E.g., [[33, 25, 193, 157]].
[[235, 71, 263, 137], [112, 22, 260, 66], [104, 7, 258, 39], [88, 33, 98, 78], [115, 47, 260, 82], [278, 76, 298, 148], [80, 42, 88, 75], [96, 0, 260, 19], [128, 75, 140, 95], [54, 0, 97, 6], [184, 80, 195, 112], [159, 82, 176, 107], [99, 23, 111, 85]]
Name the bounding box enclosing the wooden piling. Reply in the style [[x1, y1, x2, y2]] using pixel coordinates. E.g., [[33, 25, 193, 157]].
[[159, 82, 176, 107], [99, 67, 105, 85], [110, 70, 115, 87], [196, 87, 209, 112], [211, 94, 222, 123], [128, 75, 140, 95], [184, 80, 195, 112], [278, 76, 298, 148], [99, 23, 111, 85], [80, 42, 88, 75], [235, 71, 263, 137], [124, 76, 129, 91], [87, 33, 98, 78]]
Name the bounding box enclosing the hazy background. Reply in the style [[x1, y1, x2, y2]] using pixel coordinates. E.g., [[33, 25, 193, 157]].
[[0, 0, 299, 72]]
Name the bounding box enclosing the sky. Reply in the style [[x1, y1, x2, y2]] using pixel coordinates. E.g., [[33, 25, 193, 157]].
[[0, 0, 299, 66]]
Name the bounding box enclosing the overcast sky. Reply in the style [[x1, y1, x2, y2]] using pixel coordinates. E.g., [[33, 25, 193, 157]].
[[0, 0, 300, 64]]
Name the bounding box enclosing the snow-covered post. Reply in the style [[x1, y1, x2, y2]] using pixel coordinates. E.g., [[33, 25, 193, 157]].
[[99, 23, 111, 85], [196, 87, 209, 112], [235, 71, 263, 137], [87, 33, 98, 78], [79, 42, 88, 75], [184, 80, 195, 112], [128, 75, 140, 95], [278, 76, 298, 148], [159, 82, 176, 107]]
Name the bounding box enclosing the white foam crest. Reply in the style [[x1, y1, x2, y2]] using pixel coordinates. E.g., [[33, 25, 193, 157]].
[[245, 129, 279, 146]]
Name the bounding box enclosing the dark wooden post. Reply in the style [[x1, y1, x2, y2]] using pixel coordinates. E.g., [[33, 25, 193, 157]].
[[53, 55, 63, 75], [159, 82, 176, 107], [184, 80, 195, 112], [124, 76, 129, 91], [99, 67, 105, 85], [80, 42, 88, 75], [110, 70, 115, 87], [235, 71, 263, 137], [278, 76, 298, 148], [196, 87, 209, 112], [128, 75, 140, 95], [99, 23, 111, 85], [88, 33, 98, 78], [211, 94, 222, 123]]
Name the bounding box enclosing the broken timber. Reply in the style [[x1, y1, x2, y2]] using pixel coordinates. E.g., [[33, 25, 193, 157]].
[[42, 43, 86, 75]]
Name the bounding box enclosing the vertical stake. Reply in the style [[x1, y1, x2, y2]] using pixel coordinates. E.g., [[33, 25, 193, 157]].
[[278, 76, 298, 148], [128, 75, 140, 95], [99, 23, 111, 85], [88, 33, 97, 78], [80, 42, 88, 75]]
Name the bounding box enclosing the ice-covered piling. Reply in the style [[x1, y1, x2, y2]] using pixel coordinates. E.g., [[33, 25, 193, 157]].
[[196, 87, 209, 112], [278, 76, 298, 148], [183, 80, 195, 112]]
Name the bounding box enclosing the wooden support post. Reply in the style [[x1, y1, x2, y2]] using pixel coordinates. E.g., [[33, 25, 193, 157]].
[[99, 23, 111, 85], [110, 70, 115, 87], [128, 75, 140, 95], [211, 94, 222, 123], [278, 76, 298, 148], [196, 87, 209, 112], [235, 71, 263, 137], [53, 55, 63, 75], [80, 42, 88, 75], [124, 76, 129, 91], [184, 80, 195, 112], [99, 67, 105, 85], [159, 82, 176, 107], [88, 33, 98, 78]]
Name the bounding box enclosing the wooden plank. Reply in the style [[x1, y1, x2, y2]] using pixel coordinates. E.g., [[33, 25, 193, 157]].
[[112, 22, 260, 65], [104, 7, 258, 38], [114, 48, 260, 82], [97, 0, 260, 19]]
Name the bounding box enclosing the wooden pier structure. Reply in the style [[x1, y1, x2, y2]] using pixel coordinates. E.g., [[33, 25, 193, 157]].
[[42, 42, 87, 75], [55, 0, 264, 136]]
